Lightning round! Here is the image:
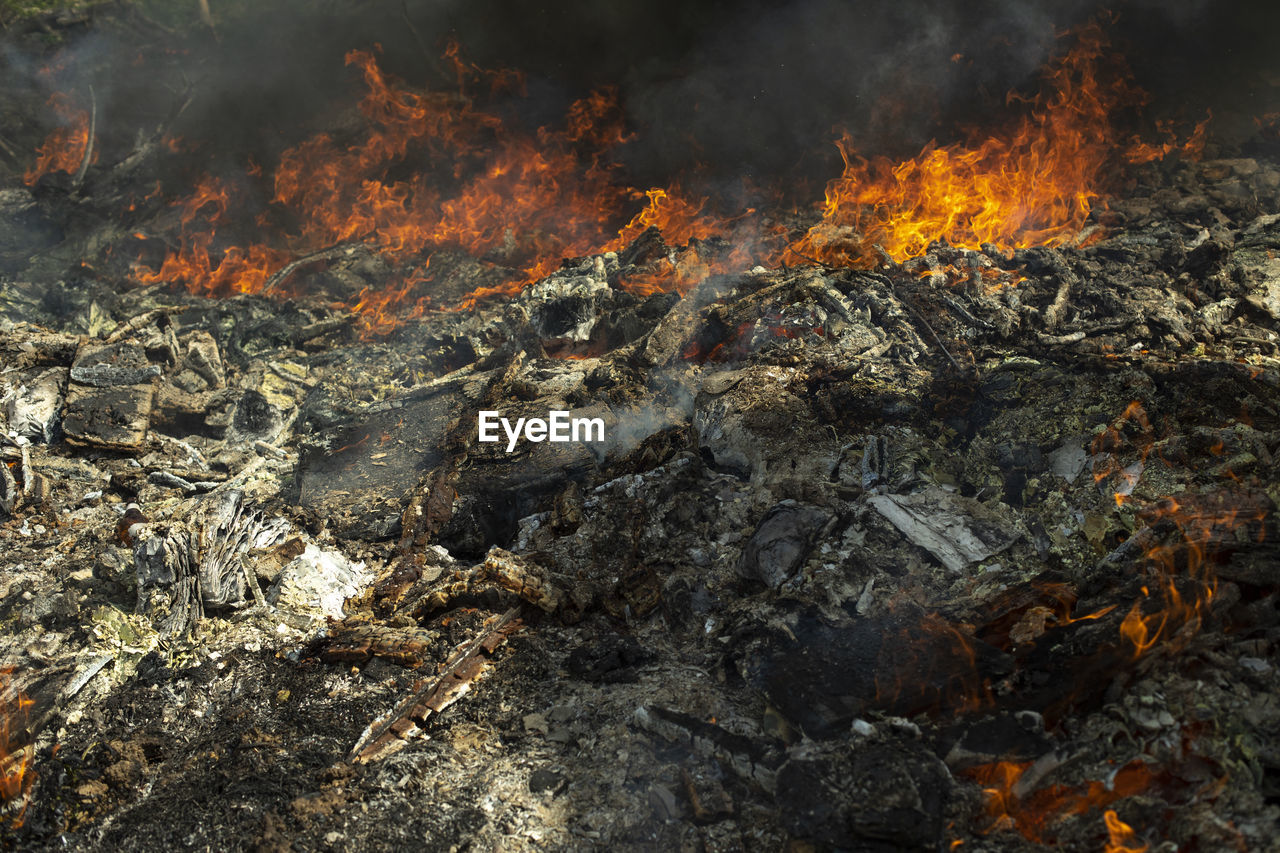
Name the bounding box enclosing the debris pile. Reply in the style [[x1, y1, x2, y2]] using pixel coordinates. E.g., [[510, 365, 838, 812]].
[[0, 8, 1278, 852]]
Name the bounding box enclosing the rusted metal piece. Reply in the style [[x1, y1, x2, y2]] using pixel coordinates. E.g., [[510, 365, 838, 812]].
[[349, 607, 521, 763]]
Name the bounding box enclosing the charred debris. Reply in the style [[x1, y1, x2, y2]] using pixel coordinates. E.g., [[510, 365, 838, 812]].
[[1, 4, 1280, 852]]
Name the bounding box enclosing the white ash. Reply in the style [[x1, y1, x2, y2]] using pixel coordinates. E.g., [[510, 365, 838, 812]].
[[268, 542, 371, 619]]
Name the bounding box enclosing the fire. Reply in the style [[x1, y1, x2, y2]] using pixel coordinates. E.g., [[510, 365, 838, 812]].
[[873, 612, 992, 716], [1091, 400, 1157, 507], [23, 92, 97, 186], [1089, 402, 1270, 660], [779, 20, 1205, 269], [104, 20, 1212, 331], [1104, 810, 1149, 853], [967, 759, 1155, 843], [1120, 490, 1268, 659], [131, 44, 749, 331], [133, 176, 290, 296], [0, 668, 34, 825]]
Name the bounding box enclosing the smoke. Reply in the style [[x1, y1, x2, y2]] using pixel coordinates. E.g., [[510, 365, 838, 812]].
[[7, 0, 1277, 205]]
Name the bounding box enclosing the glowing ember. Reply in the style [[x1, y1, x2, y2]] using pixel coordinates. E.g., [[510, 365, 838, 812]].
[[23, 92, 97, 186], [780, 20, 1205, 269]]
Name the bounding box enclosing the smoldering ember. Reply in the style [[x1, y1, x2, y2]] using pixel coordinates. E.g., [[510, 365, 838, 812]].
[[0, 1, 1279, 850]]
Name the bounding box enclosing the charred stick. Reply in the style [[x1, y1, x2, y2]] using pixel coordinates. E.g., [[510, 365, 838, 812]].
[[939, 293, 993, 330], [782, 246, 833, 270], [1044, 277, 1072, 332], [105, 309, 167, 344], [1040, 248, 1079, 332], [0, 133, 21, 164], [383, 351, 526, 605], [1036, 330, 1087, 346], [0, 458, 16, 518], [349, 606, 520, 763], [634, 705, 782, 794], [289, 316, 351, 345], [871, 243, 900, 271], [198, 0, 215, 32], [892, 287, 963, 373], [241, 562, 268, 610], [262, 242, 362, 295], [71, 85, 96, 188]]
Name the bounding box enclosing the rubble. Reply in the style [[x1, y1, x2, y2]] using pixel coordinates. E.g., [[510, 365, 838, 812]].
[[866, 485, 1020, 573], [0, 8, 1278, 852]]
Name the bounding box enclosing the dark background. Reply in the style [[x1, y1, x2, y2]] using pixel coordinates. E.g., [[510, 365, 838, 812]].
[[9, 0, 1280, 193]]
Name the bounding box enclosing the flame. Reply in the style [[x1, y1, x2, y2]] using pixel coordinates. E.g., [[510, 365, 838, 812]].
[[1124, 113, 1211, 164], [133, 176, 291, 296], [1091, 400, 1157, 506], [24, 92, 97, 186], [1089, 403, 1270, 660], [1104, 810, 1149, 853], [123, 22, 1212, 332], [1120, 490, 1267, 659], [967, 760, 1155, 843], [132, 44, 753, 332], [0, 668, 34, 826], [779, 20, 1205, 270], [872, 612, 993, 716]]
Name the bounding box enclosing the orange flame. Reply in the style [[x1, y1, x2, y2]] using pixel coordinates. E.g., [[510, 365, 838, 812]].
[[126, 23, 1211, 332], [0, 668, 34, 825], [873, 612, 993, 716], [1091, 400, 1157, 507], [24, 92, 97, 186], [1104, 810, 1149, 853], [132, 44, 753, 332], [967, 760, 1154, 843], [1120, 491, 1267, 659], [1090, 403, 1270, 660], [779, 20, 1205, 270]]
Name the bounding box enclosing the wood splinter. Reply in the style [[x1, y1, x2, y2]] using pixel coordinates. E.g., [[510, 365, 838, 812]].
[[348, 607, 521, 763]]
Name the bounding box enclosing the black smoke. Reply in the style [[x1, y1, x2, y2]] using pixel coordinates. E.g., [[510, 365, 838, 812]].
[[6, 0, 1278, 198]]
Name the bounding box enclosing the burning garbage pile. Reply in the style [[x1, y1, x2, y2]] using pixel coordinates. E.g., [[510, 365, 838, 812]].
[[1, 3, 1279, 850]]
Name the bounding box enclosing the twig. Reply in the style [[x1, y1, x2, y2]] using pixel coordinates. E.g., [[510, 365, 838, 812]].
[[1036, 330, 1088, 346], [781, 246, 831, 269], [262, 242, 361, 294], [198, 0, 215, 32], [871, 244, 900, 271], [938, 293, 993, 330], [893, 286, 963, 373], [0, 134, 20, 164], [71, 85, 96, 188], [350, 607, 520, 762], [401, 0, 448, 85], [1044, 277, 1072, 332]]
